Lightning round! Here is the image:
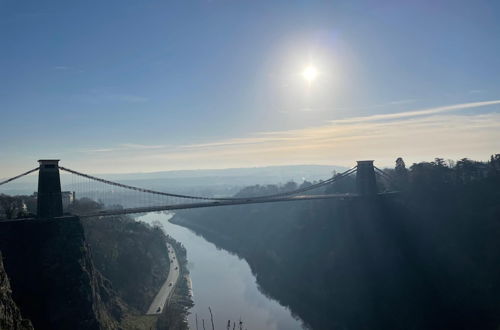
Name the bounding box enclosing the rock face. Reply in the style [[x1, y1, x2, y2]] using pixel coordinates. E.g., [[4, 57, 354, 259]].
[[81, 216, 170, 313], [0, 252, 33, 330], [0, 216, 122, 330]]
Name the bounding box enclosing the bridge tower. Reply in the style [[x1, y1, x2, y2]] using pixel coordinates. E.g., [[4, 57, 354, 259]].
[[37, 159, 63, 218], [356, 160, 377, 196]]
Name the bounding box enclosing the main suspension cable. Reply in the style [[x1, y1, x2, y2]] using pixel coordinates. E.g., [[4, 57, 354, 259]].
[[58, 165, 357, 201], [0, 167, 39, 187], [374, 166, 400, 190], [374, 166, 396, 181]]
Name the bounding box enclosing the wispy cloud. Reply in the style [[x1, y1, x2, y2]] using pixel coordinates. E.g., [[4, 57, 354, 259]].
[[108, 94, 149, 103], [120, 143, 166, 150], [327, 100, 500, 125], [79, 100, 500, 173], [84, 148, 116, 153], [280, 99, 418, 115], [54, 66, 70, 70], [53, 65, 84, 73], [83, 143, 167, 154], [72, 90, 149, 104], [390, 99, 416, 105]]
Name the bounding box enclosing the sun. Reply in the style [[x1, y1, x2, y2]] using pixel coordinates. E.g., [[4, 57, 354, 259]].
[[302, 65, 318, 83]]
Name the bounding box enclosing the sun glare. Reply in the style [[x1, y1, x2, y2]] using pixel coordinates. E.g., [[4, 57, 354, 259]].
[[302, 65, 318, 83]]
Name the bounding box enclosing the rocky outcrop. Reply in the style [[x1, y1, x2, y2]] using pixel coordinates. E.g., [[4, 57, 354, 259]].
[[0, 252, 33, 330], [0, 216, 123, 330]]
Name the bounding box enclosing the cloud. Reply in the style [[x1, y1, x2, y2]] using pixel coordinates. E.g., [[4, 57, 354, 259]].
[[53, 66, 70, 70], [156, 112, 500, 168], [83, 144, 167, 154], [390, 99, 417, 105], [184, 100, 500, 149], [328, 100, 500, 124], [120, 143, 167, 150], [53, 65, 84, 73], [72, 90, 149, 104], [108, 94, 149, 103], [340, 98, 419, 113], [82, 148, 117, 153], [76, 100, 500, 173]]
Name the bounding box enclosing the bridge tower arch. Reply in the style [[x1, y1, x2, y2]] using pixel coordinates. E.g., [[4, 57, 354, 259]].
[[37, 159, 63, 218], [356, 160, 377, 196]]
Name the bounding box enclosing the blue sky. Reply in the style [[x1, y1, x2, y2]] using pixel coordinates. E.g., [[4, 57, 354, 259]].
[[1, 0, 500, 175]]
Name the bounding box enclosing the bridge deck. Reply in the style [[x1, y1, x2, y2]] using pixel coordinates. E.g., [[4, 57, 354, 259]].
[[77, 193, 360, 218]]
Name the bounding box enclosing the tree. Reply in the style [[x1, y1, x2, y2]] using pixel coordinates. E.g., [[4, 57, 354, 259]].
[[433, 157, 447, 167], [455, 158, 483, 183], [489, 154, 500, 177], [394, 157, 409, 188], [0, 195, 30, 219]]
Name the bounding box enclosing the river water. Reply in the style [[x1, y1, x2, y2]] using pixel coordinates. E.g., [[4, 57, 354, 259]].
[[137, 212, 305, 330]]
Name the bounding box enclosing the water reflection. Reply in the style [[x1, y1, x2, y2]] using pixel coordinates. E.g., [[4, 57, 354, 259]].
[[138, 212, 304, 330]]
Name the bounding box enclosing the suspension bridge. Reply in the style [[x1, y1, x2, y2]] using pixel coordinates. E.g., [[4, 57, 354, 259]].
[[0, 159, 396, 220]]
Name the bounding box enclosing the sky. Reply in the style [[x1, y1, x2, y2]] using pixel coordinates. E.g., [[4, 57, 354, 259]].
[[1, 0, 500, 176]]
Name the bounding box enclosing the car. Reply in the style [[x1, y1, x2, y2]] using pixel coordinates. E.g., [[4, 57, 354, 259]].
[[175, 266, 178, 270], [168, 282, 173, 287], [156, 307, 161, 313]]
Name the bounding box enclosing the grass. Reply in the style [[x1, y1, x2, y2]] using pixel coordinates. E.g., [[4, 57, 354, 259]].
[[121, 314, 158, 330]]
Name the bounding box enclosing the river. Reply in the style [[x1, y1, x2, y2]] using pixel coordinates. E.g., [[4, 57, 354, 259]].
[[137, 212, 305, 330]]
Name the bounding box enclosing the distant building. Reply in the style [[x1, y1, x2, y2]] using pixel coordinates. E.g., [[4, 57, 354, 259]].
[[62, 191, 75, 210], [20, 200, 28, 213]]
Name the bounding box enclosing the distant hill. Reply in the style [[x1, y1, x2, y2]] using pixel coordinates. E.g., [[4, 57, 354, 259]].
[[100, 164, 346, 181]]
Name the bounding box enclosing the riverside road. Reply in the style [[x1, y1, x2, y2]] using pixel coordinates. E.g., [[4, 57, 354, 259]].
[[147, 243, 180, 315]]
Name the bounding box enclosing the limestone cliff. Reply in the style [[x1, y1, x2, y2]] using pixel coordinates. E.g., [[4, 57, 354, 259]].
[[0, 216, 123, 330], [0, 252, 33, 330]]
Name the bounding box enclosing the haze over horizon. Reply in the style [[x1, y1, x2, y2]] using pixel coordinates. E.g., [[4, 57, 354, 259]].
[[2, 1, 500, 176]]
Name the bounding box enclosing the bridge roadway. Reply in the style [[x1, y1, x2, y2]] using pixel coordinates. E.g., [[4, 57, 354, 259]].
[[77, 193, 361, 218]]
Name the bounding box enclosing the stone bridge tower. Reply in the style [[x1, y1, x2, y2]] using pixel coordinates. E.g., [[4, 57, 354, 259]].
[[356, 160, 377, 196], [37, 159, 63, 218]]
